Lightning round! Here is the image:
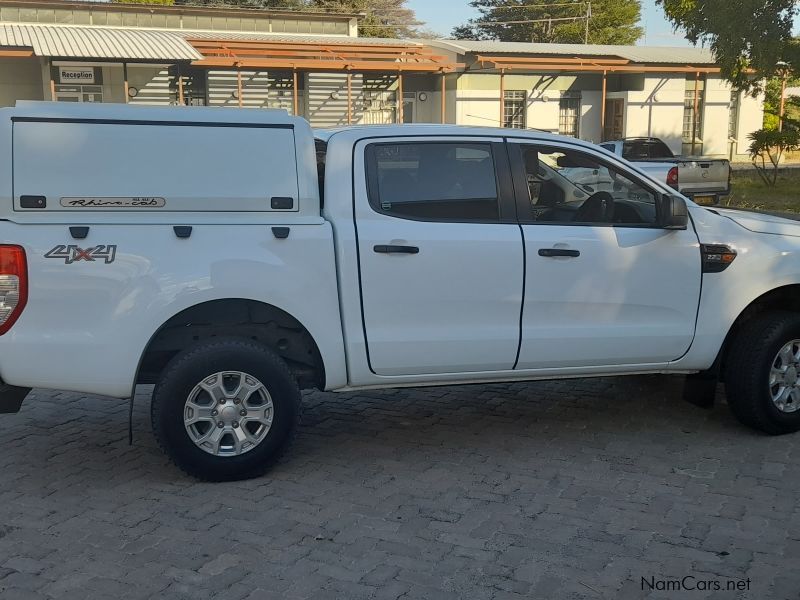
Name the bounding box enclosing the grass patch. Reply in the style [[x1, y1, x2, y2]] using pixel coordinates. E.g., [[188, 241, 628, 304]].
[[724, 169, 800, 213]]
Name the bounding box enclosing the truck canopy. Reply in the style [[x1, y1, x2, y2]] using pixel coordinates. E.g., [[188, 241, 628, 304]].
[[0, 102, 321, 225]]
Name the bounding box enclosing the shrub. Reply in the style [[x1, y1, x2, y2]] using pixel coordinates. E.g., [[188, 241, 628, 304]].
[[748, 128, 800, 186]]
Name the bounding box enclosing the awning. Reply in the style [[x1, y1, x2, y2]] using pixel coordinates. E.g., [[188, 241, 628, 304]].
[[188, 38, 461, 72], [0, 24, 202, 61], [475, 55, 720, 74]]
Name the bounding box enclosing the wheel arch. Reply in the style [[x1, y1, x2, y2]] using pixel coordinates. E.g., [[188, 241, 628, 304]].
[[133, 298, 326, 393], [718, 284, 800, 377]]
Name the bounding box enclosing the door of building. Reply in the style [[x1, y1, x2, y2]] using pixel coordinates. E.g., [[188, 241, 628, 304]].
[[402, 92, 416, 123], [603, 98, 624, 140]]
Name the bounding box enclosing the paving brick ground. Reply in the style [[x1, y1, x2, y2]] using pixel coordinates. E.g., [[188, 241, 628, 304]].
[[0, 376, 798, 600]]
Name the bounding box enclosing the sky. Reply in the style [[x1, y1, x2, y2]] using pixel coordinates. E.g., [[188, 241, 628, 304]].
[[406, 0, 697, 47]]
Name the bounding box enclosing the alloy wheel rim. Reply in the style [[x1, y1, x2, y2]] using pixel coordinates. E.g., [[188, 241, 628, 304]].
[[184, 371, 274, 456], [769, 340, 800, 414]]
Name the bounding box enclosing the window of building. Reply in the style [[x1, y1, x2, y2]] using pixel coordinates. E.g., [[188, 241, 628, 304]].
[[503, 90, 526, 129], [367, 142, 500, 222], [239, 18, 256, 32], [0, 5, 350, 35], [56, 9, 73, 24], [54, 84, 103, 104], [517, 145, 658, 226], [0, 8, 19, 22], [151, 13, 167, 28], [683, 76, 705, 154], [729, 90, 740, 139], [106, 11, 123, 27], [559, 93, 581, 138], [36, 9, 54, 23]]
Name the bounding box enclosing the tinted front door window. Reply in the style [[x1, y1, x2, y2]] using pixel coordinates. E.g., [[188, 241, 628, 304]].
[[367, 143, 500, 222]]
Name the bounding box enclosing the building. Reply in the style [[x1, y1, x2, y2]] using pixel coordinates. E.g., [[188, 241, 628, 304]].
[[0, 0, 763, 159], [426, 40, 764, 159]]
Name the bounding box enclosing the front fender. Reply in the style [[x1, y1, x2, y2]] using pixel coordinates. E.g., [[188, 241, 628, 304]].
[[672, 208, 800, 370]]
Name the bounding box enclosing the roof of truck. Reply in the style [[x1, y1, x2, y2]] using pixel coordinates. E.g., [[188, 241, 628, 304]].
[[8, 101, 301, 127], [315, 124, 608, 153]]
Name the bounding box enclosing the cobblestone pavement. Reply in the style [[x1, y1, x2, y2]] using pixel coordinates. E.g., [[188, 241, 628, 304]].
[[0, 376, 798, 600]]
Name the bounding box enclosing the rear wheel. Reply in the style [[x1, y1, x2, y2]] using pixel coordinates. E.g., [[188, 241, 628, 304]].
[[725, 311, 800, 435], [151, 338, 301, 481]]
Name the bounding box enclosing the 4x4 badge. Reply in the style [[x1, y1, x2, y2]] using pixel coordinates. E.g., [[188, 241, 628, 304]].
[[44, 244, 117, 264]]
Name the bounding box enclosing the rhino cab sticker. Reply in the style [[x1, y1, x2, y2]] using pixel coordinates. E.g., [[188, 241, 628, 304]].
[[60, 197, 165, 208], [45, 245, 117, 264]]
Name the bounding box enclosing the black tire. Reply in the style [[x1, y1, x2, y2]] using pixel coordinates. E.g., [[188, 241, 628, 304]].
[[151, 338, 301, 481], [725, 310, 800, 435]]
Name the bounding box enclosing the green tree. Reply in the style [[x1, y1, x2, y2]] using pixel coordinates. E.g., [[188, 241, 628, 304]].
[[111, 0, 175, 4], [657, 0, 800, 92], [452, 0, 642, 44], [748, 128, 800, 186], [760, 75, 800, 129], [172, 0, 306, 7], [310, 0, 421, 38]]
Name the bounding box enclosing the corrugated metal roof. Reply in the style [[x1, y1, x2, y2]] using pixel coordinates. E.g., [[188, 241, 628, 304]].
[[0, 23, 714, 66], [0, 24, 202, 60], [426, 39, 716, 65], [179, 31, 415, 46], [0, 24, 416, 59]]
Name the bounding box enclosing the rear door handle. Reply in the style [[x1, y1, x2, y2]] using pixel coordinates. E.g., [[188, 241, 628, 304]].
[[374, 244, 420, 254], [538, 248, 580, 258]]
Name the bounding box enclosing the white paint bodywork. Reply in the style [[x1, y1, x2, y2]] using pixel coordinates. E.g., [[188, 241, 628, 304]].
[[1, 104, 800, 400], [0, 103, 347, 397]]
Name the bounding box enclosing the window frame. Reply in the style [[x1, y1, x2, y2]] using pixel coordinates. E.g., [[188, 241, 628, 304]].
[[728, 90, 740, 140], [503, 90, 527, 129], [364, 139, 518, 225], [558, 93, 581, 138], [507, 141, 667, 229], [682, 77, 705, 149]]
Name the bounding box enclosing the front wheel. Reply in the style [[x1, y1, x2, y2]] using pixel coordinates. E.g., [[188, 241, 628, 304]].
[[151, 338, 301, 481], [725, 311, 800, 435]]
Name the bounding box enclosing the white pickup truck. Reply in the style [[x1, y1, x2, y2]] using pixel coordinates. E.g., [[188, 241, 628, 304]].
[[1, 102, 800, 481], [599, 137, 731, 206]]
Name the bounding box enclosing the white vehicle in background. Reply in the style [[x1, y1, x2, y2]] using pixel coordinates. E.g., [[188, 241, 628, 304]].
[[600, 137, 731, 206], [2, 102, 800, 481]]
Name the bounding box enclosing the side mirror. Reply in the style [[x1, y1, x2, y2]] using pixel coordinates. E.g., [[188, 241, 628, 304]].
[[658, 194, 688, 230]]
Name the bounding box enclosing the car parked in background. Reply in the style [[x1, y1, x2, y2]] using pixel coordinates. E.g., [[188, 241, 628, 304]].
[[600, 137, 731, 206]]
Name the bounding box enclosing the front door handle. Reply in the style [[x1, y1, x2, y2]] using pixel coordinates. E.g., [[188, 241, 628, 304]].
[[538, 248, 580, 258], [374, 244, 420, 254]]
